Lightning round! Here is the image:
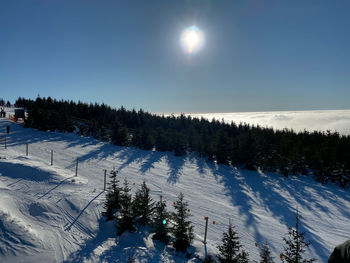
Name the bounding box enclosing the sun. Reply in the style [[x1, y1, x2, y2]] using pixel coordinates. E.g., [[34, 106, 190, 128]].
[[181, 26, 204, 54]]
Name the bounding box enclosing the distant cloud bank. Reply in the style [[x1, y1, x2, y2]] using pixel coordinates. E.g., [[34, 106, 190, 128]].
[[183, 110, 350, 136]]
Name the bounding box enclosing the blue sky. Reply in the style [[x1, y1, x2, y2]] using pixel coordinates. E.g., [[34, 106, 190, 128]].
[[1, 0, 349, 113]]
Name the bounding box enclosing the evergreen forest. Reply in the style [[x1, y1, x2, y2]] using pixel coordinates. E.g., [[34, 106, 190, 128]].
[[14, 96, 350, 188]]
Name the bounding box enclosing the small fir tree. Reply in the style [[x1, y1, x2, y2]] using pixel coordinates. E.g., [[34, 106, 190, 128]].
[[171, 193, 194, 252], [152, 195, 170, 244], [132, 181, 154, 225], [260, 242, 275, 263], [117, 178, 135, 235], [280, 209, 316, 263], [217, 221, 248, 263], [103, 169, 121, 221]]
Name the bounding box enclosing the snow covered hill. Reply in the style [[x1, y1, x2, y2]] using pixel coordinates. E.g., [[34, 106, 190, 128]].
[[0, 118, 349, 262]]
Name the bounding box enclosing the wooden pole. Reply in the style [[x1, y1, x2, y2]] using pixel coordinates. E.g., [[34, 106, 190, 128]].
[[51, 150, 53, 166], [75, 158, 78, 177], [104, 169, 107, 191], [26, 143, 28, 156], [4, 137, 6, 149], [204, 217, 209, 244]]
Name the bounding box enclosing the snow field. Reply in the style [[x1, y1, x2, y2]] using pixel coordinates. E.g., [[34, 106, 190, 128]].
[[0, 118, 349, 262]]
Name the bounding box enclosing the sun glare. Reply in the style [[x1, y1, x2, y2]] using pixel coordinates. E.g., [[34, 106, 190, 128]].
[[181, 26, 204, 54]]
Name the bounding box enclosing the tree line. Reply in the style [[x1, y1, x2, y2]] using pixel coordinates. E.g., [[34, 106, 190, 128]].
[[0, 98, 11, 107], [105, 171, 316, 263], [15, 96, 350, 188]]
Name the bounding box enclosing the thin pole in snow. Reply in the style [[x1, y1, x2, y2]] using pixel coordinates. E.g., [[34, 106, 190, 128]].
[[51, 150, 53, 166], [4, 137, 6, 149], [104, 169, 107, 191], [204, 217, 209, 244], [75, 158, 78, 177], [26, 143, 28, 156]]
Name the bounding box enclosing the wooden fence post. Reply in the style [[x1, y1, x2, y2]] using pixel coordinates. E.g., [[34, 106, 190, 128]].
[[75, 158, 78, 177], [51, 150, 53, 166], [4, 137, 6, 149], [26, 143, 28, 156], [204, 217, 209, 244]]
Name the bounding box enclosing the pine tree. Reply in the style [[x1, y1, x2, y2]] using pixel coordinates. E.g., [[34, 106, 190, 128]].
[[172, 193, 194, 252], [280, 209, 316, 263], [117, 178, 135, 235], [217, 221, 248, 263], [132, 181, 154, 225], [152, 195, 170, 244], [260, 242, 275, 263], [216, 130, 231, 165], [104, 169, 121, 221], [111, 122, 129, 146]]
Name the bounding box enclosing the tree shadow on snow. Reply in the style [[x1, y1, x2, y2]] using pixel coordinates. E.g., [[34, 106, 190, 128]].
[[65, 191, 105, 232], [100, 226, 199, 263], [202, 161, 340, 260], [165, 154, 186, 185], [139, 151, 163, 175], [75, 143, 123, 164], [37, 176, 76, 200], [0, 161, 52, 182], [114, 147, 147, 172], [63, 217, 116, 263], [0, 120, 96, 149], [64, 225, 200, 263]]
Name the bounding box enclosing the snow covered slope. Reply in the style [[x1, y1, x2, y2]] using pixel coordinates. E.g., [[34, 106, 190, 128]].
[[0, 119, 349, 262]]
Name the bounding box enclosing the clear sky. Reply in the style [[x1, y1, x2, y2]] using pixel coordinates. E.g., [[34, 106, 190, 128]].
[[1, 0, 349, 113]]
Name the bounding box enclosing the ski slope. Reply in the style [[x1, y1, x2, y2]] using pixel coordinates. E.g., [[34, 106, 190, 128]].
[[0, 118, 349, 262]]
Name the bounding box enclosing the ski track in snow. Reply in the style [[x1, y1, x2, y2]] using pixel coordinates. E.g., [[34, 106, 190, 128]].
[[0, 117, 349, 262]]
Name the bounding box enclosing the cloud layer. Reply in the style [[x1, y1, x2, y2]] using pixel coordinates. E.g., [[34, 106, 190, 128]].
[[185, 110, 350, 136]]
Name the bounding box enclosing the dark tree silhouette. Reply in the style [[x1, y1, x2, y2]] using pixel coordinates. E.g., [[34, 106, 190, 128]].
[[104, 169, 121, 221], [152, 195, 170, 244], [132, 181, 154, 225], [217, 221, 249, 263], [280, 209, 316, 263], [171, 193, 194, 252]]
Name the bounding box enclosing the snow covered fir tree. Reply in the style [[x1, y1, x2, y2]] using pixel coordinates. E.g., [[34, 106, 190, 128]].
[[171, 192, 194, 252], [280, 209, 316, 263], [259, 242, 275, 263], [117, 178, 136, 235], [132, 180, 154, 226], [152, 195, 170, 244], [103, 169, 121, 221], [217, 221, 249, 263]]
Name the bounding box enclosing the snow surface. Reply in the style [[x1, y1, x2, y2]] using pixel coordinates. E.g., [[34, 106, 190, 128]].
[[170, 110, 350, 136], [0, 117, 349, 262]]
